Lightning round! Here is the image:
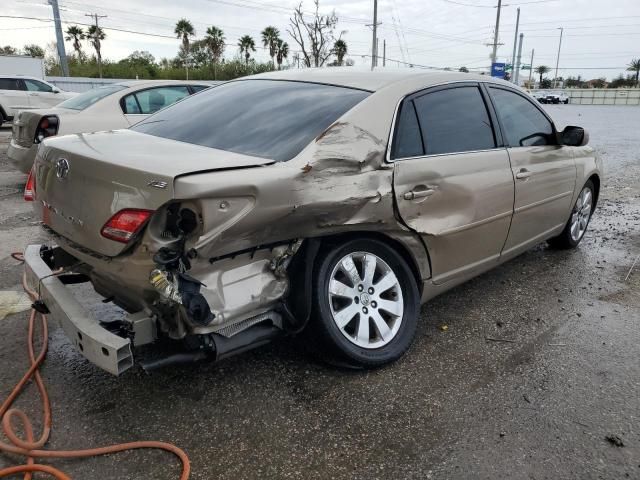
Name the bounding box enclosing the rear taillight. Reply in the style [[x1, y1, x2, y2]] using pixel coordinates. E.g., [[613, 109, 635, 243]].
[[100, 209, 154, 243], [24, 169, 35, 201], [34, 115, 59, 144]]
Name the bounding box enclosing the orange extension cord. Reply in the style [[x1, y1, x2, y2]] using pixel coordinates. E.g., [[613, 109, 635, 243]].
[[0, 253, 190, 479]]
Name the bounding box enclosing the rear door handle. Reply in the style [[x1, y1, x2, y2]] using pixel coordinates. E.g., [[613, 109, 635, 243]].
[[515, 169, 532, 180], [404, 188, 435, 200]]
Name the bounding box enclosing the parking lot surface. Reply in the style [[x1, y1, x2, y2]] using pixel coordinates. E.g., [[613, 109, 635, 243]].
[[0, 104, 638, 479]]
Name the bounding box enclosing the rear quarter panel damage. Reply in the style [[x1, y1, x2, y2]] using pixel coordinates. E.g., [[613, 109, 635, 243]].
[[167, 101, 432, 329]]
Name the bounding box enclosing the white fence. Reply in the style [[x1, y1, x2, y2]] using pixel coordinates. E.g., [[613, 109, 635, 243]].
[[45, 76, 128, 92], [532, 88, 640, 105], [567, 88, 640, 105], [46, 77, 222, 93]]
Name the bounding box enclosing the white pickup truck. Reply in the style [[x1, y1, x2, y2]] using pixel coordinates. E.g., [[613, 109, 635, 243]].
[[0, 76, 75, 125]]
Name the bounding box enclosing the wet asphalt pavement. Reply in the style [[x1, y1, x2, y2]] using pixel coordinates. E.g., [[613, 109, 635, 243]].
[[0, 105, 638, 480]]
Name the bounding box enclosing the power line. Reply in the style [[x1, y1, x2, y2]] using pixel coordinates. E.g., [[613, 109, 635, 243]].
[[503, 14, 640, 27]]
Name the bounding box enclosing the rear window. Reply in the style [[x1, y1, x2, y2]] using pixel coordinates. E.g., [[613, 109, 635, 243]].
[[132, 80, 370, 162], [58, 84, 126, 111]]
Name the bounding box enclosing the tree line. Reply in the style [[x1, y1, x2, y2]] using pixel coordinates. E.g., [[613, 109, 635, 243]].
[[1, 0, 352, 80]]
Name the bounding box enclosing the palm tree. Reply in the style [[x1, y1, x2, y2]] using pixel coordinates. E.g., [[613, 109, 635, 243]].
[[205, 26, 226, 64], [65, 25, 85, 59], [275, 39, 289, 70], [87, 25, 106, 77], [261, 26, 280, 66], [333, 39, 347, 66], [175, 19, 195, 54], [627, 58, 640, 87], [87, 25, 105, 58], [238, 35, 256, 65], [535, 65, 550, 85]]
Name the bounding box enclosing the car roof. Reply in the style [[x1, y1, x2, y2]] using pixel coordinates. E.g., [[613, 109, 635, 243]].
[[247, 67, 510, 92], [113, 79, 218, 88], [0, 75, 47, 80]]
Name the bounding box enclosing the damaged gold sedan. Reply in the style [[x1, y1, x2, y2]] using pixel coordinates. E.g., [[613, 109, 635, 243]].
[[24, 69, 602, 375]]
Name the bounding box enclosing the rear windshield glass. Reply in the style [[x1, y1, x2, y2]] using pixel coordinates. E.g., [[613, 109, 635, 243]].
[[131, 80, 370, 162], [58, 84, 127, 111]]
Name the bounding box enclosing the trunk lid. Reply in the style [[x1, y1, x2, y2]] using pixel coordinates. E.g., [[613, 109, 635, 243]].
[[34, 129, 273, 257]]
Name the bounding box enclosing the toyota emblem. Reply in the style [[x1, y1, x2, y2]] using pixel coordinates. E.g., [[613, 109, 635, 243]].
[[55, 158, 70, 180]]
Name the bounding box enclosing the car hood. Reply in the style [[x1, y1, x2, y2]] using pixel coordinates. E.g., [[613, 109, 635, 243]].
[[33, 130, 274, 257]]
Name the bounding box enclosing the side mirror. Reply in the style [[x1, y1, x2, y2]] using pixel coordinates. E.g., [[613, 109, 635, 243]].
[[52, 86, 61, 94], [560, 126, 589, 146]]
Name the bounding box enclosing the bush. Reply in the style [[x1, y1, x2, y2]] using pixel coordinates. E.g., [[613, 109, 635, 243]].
[[46, 56, 275, 80]]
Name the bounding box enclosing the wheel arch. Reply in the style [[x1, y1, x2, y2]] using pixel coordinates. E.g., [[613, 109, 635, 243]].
[[313, 231, 426, 291], [587, 173, 600, 208], [284, 231, 428, 334]]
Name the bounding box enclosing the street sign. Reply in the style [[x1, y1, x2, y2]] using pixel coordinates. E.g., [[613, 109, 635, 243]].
[[521, 64, 531, 70], [491, 62, 506, 78]]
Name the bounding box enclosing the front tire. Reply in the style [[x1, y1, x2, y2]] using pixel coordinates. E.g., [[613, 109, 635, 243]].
[[549, 180, 595, 249], [307, 238, 420, 368]]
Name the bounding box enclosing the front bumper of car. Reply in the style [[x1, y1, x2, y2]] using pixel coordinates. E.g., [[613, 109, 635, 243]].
[[24, 244, 134, 375], [8, 139, 38, 174]]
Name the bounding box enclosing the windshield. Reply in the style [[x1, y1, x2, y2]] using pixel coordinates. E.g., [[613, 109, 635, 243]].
[[58, 84, 127, 111], [132, 80, 370, 162]]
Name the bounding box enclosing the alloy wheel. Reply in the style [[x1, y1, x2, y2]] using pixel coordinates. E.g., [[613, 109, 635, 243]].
[[570, 186, 593, 242], [328, 251, 404, 349]]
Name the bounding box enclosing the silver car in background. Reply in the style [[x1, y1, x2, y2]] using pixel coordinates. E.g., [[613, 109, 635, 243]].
[[8, 80, 213, 173]]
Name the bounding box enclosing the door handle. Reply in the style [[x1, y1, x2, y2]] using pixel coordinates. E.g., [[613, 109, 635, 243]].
[[515, 169, 532, 180], [404, 188, 435, 200]]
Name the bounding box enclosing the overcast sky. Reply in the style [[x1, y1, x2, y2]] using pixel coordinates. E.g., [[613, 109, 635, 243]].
[[1, 0, 639, 81]]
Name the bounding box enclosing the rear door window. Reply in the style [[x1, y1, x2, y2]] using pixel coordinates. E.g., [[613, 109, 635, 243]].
[[123, 95, 141, 114], [489, 87, 554, 147], [0, 78, 20, 90], [126, 86, 190, 114], [413, 86, 495, 155], [391, 101, 424, 159], [132, 80, 370, 162]]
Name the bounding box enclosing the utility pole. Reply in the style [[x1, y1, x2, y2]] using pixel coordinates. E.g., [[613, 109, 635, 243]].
[[514, 33, 523, 85], [528, 48, 534, 88], [371, 0, 378, 70], [510, 7, 520, 83], [553, 27, 563, 88], [48, 0, 69, 77], [383, 39, 386, 67], [491, 0, 503, 65], [86, 13, 107, 78], [376, 37, 379, 66]]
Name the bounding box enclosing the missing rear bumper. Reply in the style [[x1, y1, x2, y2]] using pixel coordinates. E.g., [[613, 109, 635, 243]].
[[24, 244, 134, 376]]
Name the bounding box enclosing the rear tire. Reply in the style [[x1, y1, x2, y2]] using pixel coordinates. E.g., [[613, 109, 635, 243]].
[[548, 180, 595, 249], [305, 238, 420, 368]]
